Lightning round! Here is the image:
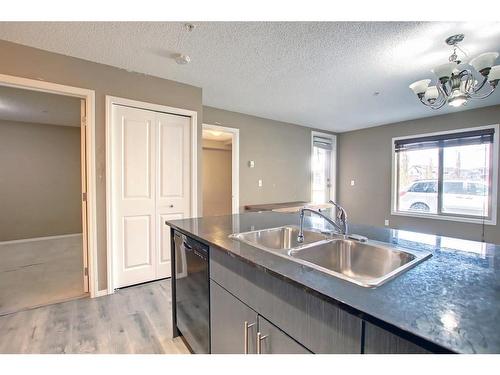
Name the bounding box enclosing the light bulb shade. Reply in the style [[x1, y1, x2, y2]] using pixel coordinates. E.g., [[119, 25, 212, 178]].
[[489, 65, 500, 81], [409, 79, 431, 95], [424, 86, 439, 101], [469, 52, 499, 73], [432, 63, 456, 80]]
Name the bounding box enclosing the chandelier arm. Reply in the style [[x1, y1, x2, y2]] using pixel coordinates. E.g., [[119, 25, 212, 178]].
[[472, 75, 489, 93], [468, 85, 496, 100], [440, 81, 450, 97]]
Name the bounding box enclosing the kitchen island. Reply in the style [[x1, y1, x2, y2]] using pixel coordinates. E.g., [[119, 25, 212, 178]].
[[167, 211, 500, 354]]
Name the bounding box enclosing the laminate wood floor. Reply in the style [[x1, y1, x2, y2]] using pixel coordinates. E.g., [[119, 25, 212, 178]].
[[0, 235, 86, 315], [0, 279, 189, 354]]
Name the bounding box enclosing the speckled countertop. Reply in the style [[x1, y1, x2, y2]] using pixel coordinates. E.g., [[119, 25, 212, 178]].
[[166, 211, 500, 354]]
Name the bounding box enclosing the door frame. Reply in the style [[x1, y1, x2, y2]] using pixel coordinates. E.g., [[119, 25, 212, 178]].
[[0, 73, 98, 298], [202, 123, 240, 214], [311, 131, 337, 203], [106, 96, 198, 294]]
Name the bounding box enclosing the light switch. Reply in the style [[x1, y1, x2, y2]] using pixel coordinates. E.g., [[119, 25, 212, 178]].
[[350, 180, 355, 186], [384, 219, 389, 226], [258, 179, 263, 187], [248, 160, 255, 168]]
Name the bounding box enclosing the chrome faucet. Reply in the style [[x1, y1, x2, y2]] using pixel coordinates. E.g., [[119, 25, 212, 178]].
[[297, 200, 348, 243], [328, 200, 348, 235]]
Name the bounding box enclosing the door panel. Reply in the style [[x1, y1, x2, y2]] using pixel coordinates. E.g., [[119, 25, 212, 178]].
[[123, 215, 152, 268], [156, 112, 191, 279], [158, 213, 183, 278], [157, 113, 191, 212], [122, 118, 152, 198], [113, 105, 157, 287]]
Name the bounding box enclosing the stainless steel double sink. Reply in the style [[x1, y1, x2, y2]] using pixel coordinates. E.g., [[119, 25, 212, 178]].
[[229, 226, 431, 288]]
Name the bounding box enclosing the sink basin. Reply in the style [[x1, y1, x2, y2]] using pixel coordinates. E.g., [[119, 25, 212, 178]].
[[230, 226, 431, 288], [289, 238, 431, 287], [229, 225, 331, 251]]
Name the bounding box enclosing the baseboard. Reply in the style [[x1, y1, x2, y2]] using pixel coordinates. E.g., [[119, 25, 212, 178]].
[[0, 233, 83, 245], [94, 289, 113, 298]]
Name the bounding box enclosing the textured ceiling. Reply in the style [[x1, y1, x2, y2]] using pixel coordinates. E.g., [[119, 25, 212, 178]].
[[1, 22, 500, 132], [0, 85, 81, 126]]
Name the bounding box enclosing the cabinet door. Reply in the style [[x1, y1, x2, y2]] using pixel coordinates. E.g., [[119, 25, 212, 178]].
[[210, 280, 258, 354], [257, 316, 311, 354], [364, 322, 430, 354]]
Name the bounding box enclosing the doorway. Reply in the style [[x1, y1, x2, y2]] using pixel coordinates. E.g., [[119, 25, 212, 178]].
[[0, 84, 91, 315], [202, 124, 240, 215], [311, 131, 337, 204]]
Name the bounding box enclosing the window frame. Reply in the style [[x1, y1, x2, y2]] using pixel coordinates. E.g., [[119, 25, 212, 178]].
[[391, 124, 499, 225]]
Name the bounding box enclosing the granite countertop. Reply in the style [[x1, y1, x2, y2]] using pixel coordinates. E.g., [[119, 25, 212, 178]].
[[166, 211, 500, 354]]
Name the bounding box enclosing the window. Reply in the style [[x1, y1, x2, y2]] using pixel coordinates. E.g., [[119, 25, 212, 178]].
[[311, 133, 336, 203], [392, 125, 498, 224]]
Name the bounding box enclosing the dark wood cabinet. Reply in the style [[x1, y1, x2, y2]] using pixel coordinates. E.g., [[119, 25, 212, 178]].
[[175, 232, 437, 355], [210, 280, 258, 354], [364, 322, 430, 354], [257, 315, 311, 354]]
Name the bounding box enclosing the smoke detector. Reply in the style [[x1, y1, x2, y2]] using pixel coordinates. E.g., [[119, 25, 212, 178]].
[[175, 54, 191, 65]]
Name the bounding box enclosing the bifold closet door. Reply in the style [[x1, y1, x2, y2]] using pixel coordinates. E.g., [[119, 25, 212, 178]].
[[112, 105, 191, 288]]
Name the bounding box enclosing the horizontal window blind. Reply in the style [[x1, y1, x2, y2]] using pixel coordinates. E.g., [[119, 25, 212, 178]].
[[394, 128, 495, 153], [313, 135, 333, 150]]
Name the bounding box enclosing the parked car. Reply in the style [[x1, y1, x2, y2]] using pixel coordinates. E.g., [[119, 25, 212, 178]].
[[399, 179, 488, 217]]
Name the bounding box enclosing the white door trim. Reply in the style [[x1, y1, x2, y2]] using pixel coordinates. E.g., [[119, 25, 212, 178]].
[[106, 95, 198, 294], [202, 123, 240, 214], [311, 131, 337, 203], [0, 73, 98, 298]]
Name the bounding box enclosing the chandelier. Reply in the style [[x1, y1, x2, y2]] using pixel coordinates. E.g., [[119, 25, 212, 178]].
[[409, 34, 499, 109]]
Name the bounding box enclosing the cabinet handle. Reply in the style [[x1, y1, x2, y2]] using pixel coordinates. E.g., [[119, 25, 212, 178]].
[[256, 332, 268, 354], [169, 204, 174, 208], [244, 321, 256, 354]]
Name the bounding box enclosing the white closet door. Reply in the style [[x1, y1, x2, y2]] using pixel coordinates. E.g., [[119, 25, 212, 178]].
[[112, 104, 191, 287], [112, 105, 157, 288], [156, 112, 191, 278]]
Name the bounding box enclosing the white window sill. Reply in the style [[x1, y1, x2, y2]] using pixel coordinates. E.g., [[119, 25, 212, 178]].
[[391, 210, 497, 226]]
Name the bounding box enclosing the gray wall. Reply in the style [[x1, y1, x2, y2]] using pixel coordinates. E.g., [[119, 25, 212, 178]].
[[0, 40, 203, 291], [0, 40, 326, 290], [203, 106, 328, 211], [0, 120, 82, 241], [337, 105, 500, 245], [202, 140, 232, 216]]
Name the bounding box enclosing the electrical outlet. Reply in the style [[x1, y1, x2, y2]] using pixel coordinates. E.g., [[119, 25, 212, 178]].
[[258, 179, 263, 187], [384, 219, 389, 226]]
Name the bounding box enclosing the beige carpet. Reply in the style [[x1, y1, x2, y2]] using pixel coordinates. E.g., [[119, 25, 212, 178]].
[[0, 234, 86, 315]]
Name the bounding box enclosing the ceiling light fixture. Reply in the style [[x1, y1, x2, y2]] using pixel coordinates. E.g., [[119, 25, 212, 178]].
[[174, 23, 195, 65], [409, 34, 500, 110]]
